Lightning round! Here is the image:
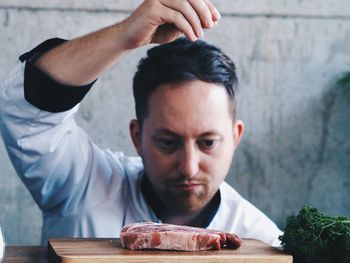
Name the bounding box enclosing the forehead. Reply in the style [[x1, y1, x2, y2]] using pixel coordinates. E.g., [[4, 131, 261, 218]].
[[144, 80, 233, 135]]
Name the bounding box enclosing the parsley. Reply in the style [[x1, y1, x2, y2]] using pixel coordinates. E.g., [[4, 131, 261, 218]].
[[279, 205, 350, 263]]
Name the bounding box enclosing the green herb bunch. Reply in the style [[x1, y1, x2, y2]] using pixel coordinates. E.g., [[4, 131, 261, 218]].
[[279, 205, 350, 263]]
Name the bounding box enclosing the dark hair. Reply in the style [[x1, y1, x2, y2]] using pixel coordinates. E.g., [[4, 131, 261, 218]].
[[132, 37, 238, 126]]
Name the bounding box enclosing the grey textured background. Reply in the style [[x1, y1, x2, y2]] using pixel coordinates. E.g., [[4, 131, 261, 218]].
[[0, 0, 350, 245]]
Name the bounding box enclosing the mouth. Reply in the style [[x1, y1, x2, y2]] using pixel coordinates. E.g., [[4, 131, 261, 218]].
[[173, 183, 202, 192]]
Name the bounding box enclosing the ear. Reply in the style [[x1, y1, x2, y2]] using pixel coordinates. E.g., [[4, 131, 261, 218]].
[[233, 120, 244, 147], [129, 119, 143, 156]]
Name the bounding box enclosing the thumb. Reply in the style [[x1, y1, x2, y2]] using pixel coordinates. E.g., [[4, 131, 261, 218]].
[[151, 24, 184, 44]]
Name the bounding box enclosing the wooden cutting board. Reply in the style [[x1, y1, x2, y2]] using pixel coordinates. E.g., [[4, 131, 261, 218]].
[[48, 238, 292, 263]]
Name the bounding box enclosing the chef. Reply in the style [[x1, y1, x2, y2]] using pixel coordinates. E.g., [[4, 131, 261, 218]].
[[0, 0, 282, 246]]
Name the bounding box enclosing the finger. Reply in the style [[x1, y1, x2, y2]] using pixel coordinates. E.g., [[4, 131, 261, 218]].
[[187, 0, 214, 29], [161, 0, 203, 38], [158, 4, 198, 41], [152, 24, 183, 44], [204, 0, 221, 22]]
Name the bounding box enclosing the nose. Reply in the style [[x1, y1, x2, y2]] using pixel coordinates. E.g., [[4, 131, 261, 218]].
[[177, 143, 200, 179]]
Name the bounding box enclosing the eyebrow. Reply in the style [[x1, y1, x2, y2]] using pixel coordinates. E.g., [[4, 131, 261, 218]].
[[152, 128, 223, 138], [152, 129, 180, 137]]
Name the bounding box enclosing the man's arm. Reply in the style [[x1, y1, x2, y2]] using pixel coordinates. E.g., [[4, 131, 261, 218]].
[[35, 0, 221, 86], [0, 0, 220, 213]]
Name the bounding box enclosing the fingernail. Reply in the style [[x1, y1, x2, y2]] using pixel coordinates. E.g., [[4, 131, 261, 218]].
[[213, 8, 221, 20], [206, 20, 214, 28], [197, 29, 204, 37]]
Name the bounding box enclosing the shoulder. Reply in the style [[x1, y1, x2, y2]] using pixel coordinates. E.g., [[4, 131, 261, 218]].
[[219, 181, 276, 226], [104, 150, 143, 179], [213, 181, 283, 246], [218, 181, 259, 218]]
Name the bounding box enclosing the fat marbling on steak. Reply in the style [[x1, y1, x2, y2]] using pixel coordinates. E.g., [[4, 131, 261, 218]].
[[120, 222, 242, 251]]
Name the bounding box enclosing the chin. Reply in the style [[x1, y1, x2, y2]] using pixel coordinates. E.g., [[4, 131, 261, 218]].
[[172, 198, 207, 213]]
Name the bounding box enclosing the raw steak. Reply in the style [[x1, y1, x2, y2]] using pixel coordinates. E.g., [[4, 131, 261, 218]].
[[120, 222, 242, 251]]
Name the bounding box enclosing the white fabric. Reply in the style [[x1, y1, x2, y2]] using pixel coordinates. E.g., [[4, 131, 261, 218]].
[[0, 63, 283, 247], [0, 225, 4, 261]]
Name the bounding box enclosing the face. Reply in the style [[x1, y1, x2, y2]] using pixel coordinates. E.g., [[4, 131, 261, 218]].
[[130, 80, 244, 214]]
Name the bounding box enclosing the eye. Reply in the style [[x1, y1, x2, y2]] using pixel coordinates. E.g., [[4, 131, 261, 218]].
[[197, 139, 217, 149], [157, 138, 179, 151]]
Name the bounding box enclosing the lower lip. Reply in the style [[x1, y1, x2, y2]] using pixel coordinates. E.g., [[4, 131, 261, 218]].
[[175, 184, 200, 191]]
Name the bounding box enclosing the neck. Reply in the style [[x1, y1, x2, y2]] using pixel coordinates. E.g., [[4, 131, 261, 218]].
[[141, 174, 220, 228]]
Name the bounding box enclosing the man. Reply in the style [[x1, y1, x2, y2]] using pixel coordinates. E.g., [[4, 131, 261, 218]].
[[0, 0, 282, 246]]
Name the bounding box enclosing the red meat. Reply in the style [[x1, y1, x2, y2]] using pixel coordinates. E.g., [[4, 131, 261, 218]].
[[120, 222, 242, 251]]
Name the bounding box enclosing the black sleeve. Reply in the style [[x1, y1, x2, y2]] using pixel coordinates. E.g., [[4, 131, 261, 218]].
[[19, 38, 95, 113]]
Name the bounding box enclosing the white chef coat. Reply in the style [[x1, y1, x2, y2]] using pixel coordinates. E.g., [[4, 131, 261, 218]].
[[0, 62, 283, 246]]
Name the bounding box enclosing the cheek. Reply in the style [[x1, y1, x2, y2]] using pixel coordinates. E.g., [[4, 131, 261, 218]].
[[141, 140, 176, 177], [204, 144, 235, 179]]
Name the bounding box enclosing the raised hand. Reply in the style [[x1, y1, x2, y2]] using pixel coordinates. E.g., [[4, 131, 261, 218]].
[[119, 0, 221, 49]]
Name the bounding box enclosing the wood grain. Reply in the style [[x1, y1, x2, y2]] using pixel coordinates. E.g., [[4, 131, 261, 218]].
[[48, 238, 292, 263], [4, 246, 47, 263]]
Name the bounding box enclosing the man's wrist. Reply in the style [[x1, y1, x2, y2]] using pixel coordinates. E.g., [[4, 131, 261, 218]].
[[20, 39, 95, 113]]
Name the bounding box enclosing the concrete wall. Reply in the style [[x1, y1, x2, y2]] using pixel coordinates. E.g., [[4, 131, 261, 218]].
[[1, 0, 350, 245]]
